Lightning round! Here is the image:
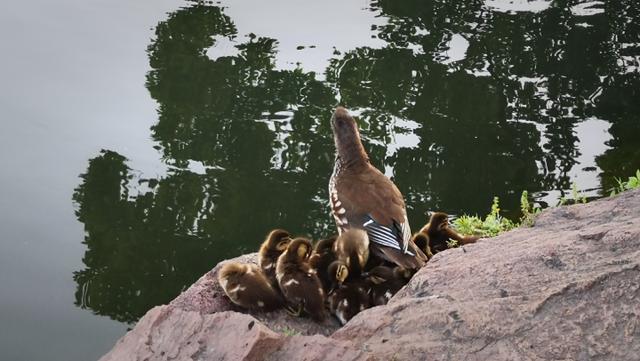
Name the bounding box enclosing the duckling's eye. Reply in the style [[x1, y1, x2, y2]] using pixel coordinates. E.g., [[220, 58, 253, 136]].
[[276, 241, 289, 250]]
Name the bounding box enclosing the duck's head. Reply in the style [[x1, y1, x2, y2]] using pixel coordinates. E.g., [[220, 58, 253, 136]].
[[330, 107, 368, 163]]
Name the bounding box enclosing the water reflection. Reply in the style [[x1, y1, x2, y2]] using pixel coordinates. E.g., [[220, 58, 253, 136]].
[[73, 1, 640, 323]]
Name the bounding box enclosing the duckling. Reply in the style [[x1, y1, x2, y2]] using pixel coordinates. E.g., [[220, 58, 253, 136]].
[[419, 212, 480, 254], [309, 236, 337, 291], [258, 229, 292, 287], [324, 229, 370, 292], [276, 237, 326, 322], [327, 279, 370, 325], [217, 262, 284, 311], [364, 265, 413, 306], [411, 232, 433, 259], [327, 260, 350, 292], [334, 229, 370, 273], [333, 228, 370, 277]]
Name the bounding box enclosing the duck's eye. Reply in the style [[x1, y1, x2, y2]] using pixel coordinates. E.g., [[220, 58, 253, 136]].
[[276, 241, 289, 251]]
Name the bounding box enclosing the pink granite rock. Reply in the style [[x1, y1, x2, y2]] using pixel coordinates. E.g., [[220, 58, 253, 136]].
[[101, 189, 640, 361]]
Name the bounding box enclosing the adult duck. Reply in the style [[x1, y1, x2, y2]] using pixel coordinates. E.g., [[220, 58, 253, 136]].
[[328, 107, 427, 270]]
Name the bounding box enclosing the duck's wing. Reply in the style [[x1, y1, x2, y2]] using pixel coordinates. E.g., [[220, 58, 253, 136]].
[[370, 238, 427, 270], [333, 165, 427, 268]]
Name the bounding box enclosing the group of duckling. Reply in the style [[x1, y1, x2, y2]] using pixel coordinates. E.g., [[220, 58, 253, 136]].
[[218, 212, 478, 325]]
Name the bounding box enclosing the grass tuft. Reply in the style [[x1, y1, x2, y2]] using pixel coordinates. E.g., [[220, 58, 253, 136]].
[[609, 169, 640, 196], [452, 197, 516, 238], [449, 169, 640, 243], [280, 327, 300, 336]]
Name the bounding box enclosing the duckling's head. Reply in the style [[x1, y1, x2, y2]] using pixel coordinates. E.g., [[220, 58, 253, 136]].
[[429, 212, 450, 230], [314, 236, 337, 254], [262, 229, 292, 253], [286, 237, 313, 261], [363, 266, 394, 285], [335, 229, 370, 267], [328, 260, 349, 287], [218, 262, 250, 288]]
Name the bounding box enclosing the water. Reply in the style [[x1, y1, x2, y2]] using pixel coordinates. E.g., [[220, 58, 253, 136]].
[[1, 0, 639, 360]]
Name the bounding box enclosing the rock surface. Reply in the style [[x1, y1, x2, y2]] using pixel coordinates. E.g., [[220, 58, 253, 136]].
[[101, 189, 640, 361]]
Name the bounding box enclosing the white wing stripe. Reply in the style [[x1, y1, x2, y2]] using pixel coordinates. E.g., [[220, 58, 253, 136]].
[[367, 226, 398, 244], [368, 230, 400, 249], [365, 225, 400, 249], [364, 215, 414, 255]]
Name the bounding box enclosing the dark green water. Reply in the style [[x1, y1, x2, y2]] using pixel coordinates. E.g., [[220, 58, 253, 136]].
[[1, 0, 639, 360]]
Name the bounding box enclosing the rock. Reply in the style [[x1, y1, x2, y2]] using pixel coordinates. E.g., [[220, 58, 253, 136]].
[[169, 253, 342, 336], [101, 189, 640, 361]]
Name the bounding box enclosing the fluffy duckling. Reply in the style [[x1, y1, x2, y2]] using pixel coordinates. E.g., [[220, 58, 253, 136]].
[[309, 236, 337, 291], [327, 260, 350, 292], [333, 229, 370, 277], [324, 229, 370, 292], [411, 232, 433, 259], [334, 229, 370, 273], [276, 237, 326, 321], [364, 265, 413, 306], [327, 280, 370, 325], [217, 262, 284, 311], [258, 229, 292, 287], [419, 212, 480, 254]]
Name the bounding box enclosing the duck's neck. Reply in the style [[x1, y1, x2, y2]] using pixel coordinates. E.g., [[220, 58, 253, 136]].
[[335, 135, 369, 169]]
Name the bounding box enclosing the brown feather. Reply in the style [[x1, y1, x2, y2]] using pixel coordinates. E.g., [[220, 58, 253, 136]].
[[336, 165, 406, 226]]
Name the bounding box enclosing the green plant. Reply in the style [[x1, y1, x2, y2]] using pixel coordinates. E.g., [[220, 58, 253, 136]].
[[557, 196, 567, 206], [609, 169, 640, 196], [451, 214, 483, 236], [571, 182, 587, 204], [452, 197, 516, 238], [520, 190, 541, 227], [281, 327, 299, 336]]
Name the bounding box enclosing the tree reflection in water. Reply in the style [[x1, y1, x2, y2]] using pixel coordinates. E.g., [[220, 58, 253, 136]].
[[73, 1, 640, 323]]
